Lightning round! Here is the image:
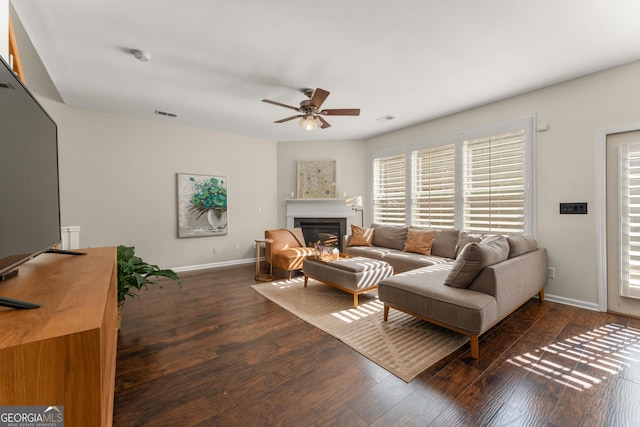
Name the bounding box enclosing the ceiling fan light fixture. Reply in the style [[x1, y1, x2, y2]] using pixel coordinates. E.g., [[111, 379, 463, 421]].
[[298, 114, 318, 131], [263, 88, 359, 130]]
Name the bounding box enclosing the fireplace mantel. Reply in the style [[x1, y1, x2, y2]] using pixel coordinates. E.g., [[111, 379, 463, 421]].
[[286, 199, 354, 229]]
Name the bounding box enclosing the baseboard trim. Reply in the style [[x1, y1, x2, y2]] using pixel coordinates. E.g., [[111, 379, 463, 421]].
[[170, 264, 606, 313], [173, 258, 254, 273], [544, 293, 600, 312]]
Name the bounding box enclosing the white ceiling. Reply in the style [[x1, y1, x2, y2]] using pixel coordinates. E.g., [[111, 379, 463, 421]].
[[11, 0, 640, 142]]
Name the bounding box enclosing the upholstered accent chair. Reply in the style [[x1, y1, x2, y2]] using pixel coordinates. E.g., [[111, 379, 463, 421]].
[[265, 228, 316, 279]]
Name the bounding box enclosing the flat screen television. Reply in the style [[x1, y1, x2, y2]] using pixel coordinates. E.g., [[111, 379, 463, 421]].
[[0, 54, 61, 288]]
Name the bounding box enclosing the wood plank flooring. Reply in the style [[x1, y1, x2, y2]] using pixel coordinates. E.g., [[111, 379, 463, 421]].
[[114, 265, 640, 426]]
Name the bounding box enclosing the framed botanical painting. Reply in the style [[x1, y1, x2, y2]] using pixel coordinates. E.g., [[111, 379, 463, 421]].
[[177, 173, 228, 237], [297, 160, 336, 199]]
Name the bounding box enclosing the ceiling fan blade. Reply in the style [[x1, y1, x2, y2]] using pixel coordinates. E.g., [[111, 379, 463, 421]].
[[318, 116, 331, 129], [321, 108, 360, 116], [309, 88, 330, 109], [262, 99, 301, 112], [274, 115, 301, 124]]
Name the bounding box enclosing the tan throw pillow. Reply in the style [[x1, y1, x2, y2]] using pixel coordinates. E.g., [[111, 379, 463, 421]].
[[348, 225, 374, 247], [444, 235, 509, 288], [403, 229, 437, 255]]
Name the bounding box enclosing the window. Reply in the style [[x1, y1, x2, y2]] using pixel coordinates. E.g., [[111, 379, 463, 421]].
[[412, 143, 456, 228], [619, 142, 640, 298], [373, 153, 406, 225], [463, 130, 526, 233], [372, 117, 534, 235]]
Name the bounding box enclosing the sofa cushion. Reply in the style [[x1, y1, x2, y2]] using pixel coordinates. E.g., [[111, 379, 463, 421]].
[[343, 245, 391, 260], [382, 251, 451, 273], [371, 224, 408, 250], [272, 246, 317, 271], [507, 235, 538, 258], [378, 265, 498, 335], [431, 228, 460, 259], [403, 229, 437, 255], [348, 225, 374, 247], [456, 232, 484, 257], [444, 235, 509, 288]]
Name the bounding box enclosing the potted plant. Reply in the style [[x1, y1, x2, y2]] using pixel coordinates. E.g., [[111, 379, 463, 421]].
[[116, 245, 182, 328]]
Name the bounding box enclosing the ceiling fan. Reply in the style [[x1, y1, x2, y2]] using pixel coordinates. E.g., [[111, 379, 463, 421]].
[[262, 88, 360, 130]]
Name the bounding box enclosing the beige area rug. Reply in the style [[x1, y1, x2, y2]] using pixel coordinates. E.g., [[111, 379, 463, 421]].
[[251, 277, 469, 382]]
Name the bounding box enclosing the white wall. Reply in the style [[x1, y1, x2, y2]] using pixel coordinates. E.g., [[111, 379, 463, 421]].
[[276, 139, 368, 228], [365, 60, 640, 309]]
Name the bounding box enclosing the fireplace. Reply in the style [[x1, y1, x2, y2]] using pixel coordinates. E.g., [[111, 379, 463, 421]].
[[294, 217, 347, 252]]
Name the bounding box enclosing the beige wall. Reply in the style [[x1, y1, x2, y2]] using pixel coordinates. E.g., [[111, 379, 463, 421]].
[[365, 60, 640, 309], [15, 6, 640, 307], [44, 100, 278, 269], [14, 12, 280, 269], [276, 139, 367, 228]]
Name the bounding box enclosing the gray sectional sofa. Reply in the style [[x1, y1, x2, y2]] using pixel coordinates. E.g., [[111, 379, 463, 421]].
[[343, 224, 547, 359]]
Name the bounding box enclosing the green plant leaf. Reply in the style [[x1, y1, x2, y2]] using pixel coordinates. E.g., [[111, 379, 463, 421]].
[[117, 245, 182, 303]]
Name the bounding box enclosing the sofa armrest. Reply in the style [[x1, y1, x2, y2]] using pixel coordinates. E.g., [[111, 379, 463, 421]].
[[468, 248, 547, 319]]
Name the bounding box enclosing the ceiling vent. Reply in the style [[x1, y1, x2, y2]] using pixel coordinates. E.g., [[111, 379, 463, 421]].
[[154, 109, 177, 118]]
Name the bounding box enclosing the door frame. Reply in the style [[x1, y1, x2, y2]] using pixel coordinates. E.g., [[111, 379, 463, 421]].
[[596, 122, 640, 312]]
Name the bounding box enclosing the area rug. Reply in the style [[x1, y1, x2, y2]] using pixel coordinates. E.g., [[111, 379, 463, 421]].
[[251, 277, 469, 382]]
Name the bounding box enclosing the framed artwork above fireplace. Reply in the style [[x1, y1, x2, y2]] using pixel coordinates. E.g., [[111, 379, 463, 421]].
[[297, 160, 336, 199]]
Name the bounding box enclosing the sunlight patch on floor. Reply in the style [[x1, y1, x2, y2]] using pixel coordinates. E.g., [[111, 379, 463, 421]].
[[331, 299, 384, 323], [507, 323, 640, 391]]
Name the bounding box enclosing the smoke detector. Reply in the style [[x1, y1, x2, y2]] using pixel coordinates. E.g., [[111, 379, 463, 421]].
[[132, 50, 151, 62]]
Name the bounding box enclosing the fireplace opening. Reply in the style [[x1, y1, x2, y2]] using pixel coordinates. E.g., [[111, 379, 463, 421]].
[[294, 217, 347, 252]]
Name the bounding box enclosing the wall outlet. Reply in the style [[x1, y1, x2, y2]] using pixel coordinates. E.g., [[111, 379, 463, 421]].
[[235, 243, 240, 250], [546, 267, 555, 279], [212, 247, 217, 254]]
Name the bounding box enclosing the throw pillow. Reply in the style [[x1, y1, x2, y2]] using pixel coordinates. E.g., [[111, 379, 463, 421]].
[[456, 232, 484, 257], [506, 235, 538, 258], [371, 224, 408, 251], [444, 235, 509, 288], [348, 225, 374, 247], [403, 229, 437, 255], [426, 228, 460, 259]]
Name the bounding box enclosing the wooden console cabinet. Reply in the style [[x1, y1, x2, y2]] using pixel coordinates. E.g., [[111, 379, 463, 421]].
[[0, 247, 118, 427]]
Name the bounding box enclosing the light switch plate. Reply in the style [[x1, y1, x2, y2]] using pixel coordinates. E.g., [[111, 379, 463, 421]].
[[560, 202, 587, 214]]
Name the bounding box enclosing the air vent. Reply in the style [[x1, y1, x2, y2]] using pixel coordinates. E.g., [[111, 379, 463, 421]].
[[154, 109, 177, 118], [0, 82, 15, 90]]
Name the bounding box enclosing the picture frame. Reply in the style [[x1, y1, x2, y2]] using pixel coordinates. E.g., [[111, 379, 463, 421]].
[[177, 173, 228, 237], [297, 160, 336, 199]]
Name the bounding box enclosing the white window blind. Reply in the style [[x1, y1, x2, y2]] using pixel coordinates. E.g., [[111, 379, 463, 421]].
[[373, 153, 406, 225], [411, 143, 456, 228], [463, 130, 526, 234], [619, 142, 640, 299]]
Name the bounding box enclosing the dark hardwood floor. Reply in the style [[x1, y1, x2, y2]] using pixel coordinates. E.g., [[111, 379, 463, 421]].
[[114, 264, 640, 426]]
